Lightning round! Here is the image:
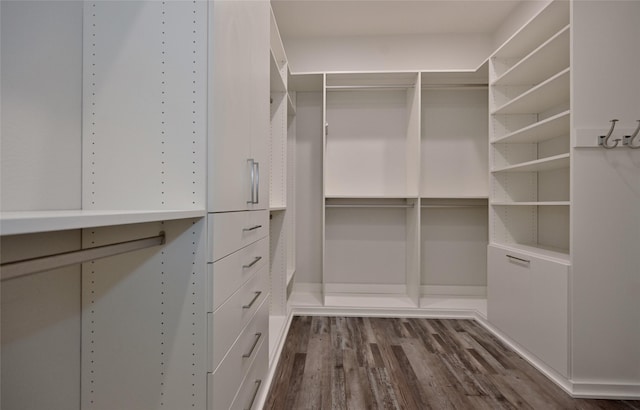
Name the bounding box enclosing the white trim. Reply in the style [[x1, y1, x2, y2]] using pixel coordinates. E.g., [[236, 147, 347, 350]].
[[323, 283, 407, 295], [570, 382, 640, 400], [421, 285, 487, 297]]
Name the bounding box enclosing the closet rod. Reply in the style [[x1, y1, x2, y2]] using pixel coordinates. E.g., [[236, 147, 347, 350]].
[[421, 204, 487, 208], [326, 204, 415, 208], [326, 85, 414, 90], [422, 84, 488, 89], [0, 232, 165, 282]]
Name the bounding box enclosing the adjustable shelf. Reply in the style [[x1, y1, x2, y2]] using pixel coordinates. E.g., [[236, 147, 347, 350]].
[[491, 201, 570, 206], [492, 68, 570, 115], [493, 26, 570, 87], [0, 209, 206, 236], [492, 110, 570, 144], [491, 153, 569, 173]]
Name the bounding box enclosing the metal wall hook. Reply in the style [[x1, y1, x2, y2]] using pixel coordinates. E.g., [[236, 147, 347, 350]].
[[598, 119, 621, 149], [622, 120, 640, 149]]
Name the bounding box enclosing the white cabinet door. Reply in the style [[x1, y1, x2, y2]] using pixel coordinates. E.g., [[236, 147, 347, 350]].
[[488, 245, 569, 377], [209, 0, 269, 212]]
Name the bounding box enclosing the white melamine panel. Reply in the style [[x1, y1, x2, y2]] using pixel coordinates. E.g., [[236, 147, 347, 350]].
[[1, 1, 82, 211], [421, 88, 488, 197], [83, 1, 206, 210], [1, 230, 81, 410], [294, 92, 324, 286], [81, 218, 207, 409], [208, 210, 269, 262], [0, 209, 205, 236], [209, 237, 268, 312], [324, 207, 407, 286], [325, 90, 409, 197], [493, 111, 570, 144], [209, 298, 268, 410], [270, 91, 287, 209], [210, 272, 268, 372], [209, 0, 270, 212], [270, 211, 287, 316], [570, 1, 640, 386], [421, 205, 488, 288]]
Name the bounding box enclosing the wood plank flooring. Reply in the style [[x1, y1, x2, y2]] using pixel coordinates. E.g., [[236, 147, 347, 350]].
[[265, 317, 640, 410]]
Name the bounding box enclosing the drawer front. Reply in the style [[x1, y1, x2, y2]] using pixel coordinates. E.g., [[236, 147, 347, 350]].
[[208, 237, 268, 312], [209, 210, 268, 262], [230, 340, 268, 410], [209, 266, 269, 372], [488, 245, 569, 377], [208, 297, 269, 410]]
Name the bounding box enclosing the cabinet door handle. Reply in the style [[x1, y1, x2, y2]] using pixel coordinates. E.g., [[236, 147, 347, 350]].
[[247, 159, 256, 204], [242, 332, 262, 358], [244, 379, 262, 410], [242, 225, 262, 232], [254, 161, 260, 205], [243, 256, 262, 269], [242, 291, 262, 309], [506, 254, 530, 264]]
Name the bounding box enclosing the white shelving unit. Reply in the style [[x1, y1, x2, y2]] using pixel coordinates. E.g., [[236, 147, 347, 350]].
[[487, 0, 571, 381], [489, 0, 571, 257]]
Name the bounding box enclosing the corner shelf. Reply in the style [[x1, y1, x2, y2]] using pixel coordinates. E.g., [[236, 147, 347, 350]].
[[491, 153, 569, 173], [0, 209, 206, 236], [492, 110, 570, 144], [493, 25, 570, 87], [492, 68, 570, 115]]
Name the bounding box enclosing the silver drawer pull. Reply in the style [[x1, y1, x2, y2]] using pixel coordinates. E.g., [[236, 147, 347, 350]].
[[242, 225, 262, 232], [506, 254, 530, 264], [242, 291, 262, 309], [242, 256, 262, 269], [244, 379, 262, 410], [242, 332, 262, 358]]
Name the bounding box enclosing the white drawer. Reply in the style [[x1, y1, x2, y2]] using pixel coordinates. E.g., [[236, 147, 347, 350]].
[[209, 266, 269, 372], [209, 210, 268, 262], [229, 340, 268, 410], [208, 297, 269, 410], [208, 237, 268, 312], [488, 245, 569, 377]]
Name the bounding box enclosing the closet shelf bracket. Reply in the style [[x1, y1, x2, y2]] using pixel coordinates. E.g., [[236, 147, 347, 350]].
[[1, 232, 166, 281]]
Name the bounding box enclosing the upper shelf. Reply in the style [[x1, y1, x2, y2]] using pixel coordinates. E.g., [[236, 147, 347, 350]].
[[493, 0, 570, 61], [493, 25, 569, 87], [0, 209, 206, 236], [492, 68, 570, 115]]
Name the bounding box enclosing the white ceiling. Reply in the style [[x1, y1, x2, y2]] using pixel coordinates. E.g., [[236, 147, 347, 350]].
[[271, 0, 524, 39]]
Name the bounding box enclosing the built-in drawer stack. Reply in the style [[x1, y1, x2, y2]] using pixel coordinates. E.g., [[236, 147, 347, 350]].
[[207, 210, 270, 410]]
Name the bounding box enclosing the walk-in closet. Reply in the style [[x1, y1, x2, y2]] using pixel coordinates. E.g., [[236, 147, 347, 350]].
[[1, 0, 639, 408]]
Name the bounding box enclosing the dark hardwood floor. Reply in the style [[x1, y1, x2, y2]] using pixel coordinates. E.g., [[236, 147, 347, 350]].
[[265, 316, 640, 410]]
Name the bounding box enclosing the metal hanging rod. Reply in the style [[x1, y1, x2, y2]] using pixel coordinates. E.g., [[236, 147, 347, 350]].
[[421, 204, 487, 208], [1, 232, 166, 282], [325, 204, 415, 208], [422, 84, 488, 89], [326, 85, 415, 90]]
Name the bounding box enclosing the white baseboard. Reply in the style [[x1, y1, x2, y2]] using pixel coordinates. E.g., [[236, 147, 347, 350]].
[[421, 285, 486, 297], [324, 282, 407, 295]]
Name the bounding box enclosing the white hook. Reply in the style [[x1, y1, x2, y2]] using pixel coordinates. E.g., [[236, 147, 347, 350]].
[[598, 119, 621, 149], [622, 120, 640, 149]]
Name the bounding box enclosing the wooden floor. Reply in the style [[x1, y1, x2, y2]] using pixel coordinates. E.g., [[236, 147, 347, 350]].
[[265, 316, 640, 410]]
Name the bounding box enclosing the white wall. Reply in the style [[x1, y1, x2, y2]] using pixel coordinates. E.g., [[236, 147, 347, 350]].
[[284, 33, 492, 73], [571, 0, 640, 387], [492, 0, 552, 51]]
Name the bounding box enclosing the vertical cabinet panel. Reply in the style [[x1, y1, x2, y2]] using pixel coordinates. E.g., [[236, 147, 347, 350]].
[[209, 0, 270, 212]]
